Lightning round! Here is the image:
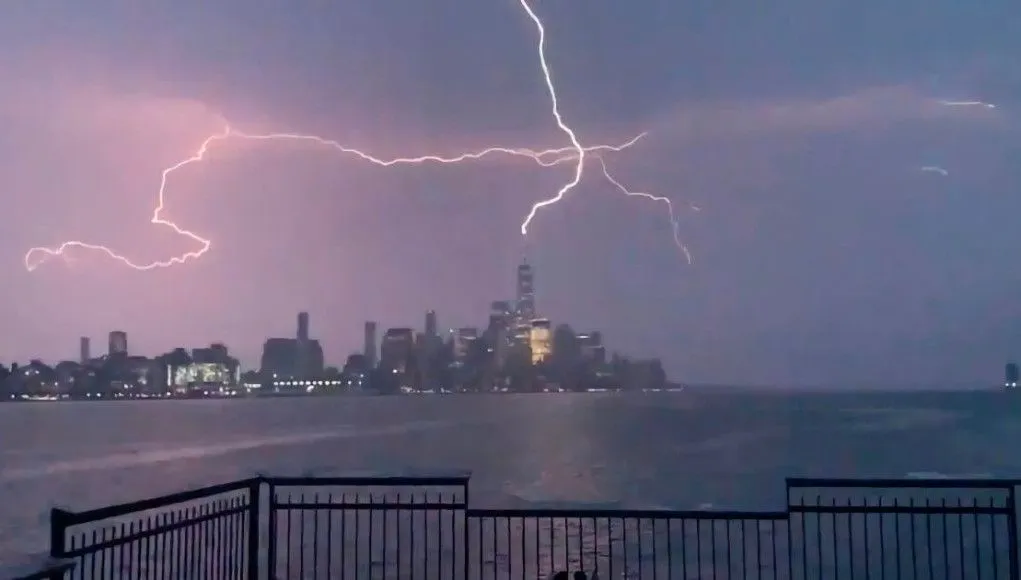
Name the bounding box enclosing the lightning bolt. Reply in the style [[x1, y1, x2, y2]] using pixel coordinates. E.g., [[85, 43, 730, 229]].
[[23, 129, 645, 271], [595, 156, 695, 264], [937, 99, 997, 109], [515, 0, 586, 236], [919, 165, 949, 176], [25, 0, 693, 272]]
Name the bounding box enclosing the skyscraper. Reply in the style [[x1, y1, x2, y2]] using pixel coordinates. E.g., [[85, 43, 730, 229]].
[[364, 322, 378, 369], [79, 337, 91, 363], [425, 310, 437, 338], [108, 331, 128, 356], [491, 301, 513, 323], [380, 328, 415, 373], [516, 260, 535, 321], [529, 319, 552, 364], [452, 327, 479, 362], [297, 312, 310, 342]]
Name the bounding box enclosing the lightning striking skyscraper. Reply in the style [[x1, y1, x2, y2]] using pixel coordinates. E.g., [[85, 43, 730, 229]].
[[24, 0, 689, 272]]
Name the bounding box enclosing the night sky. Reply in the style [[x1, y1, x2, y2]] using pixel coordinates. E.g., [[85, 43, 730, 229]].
[[1, 0, 1019, 387]]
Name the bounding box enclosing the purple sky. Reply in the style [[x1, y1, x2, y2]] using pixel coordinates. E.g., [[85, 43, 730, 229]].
[[1, 0, 1019, 387]]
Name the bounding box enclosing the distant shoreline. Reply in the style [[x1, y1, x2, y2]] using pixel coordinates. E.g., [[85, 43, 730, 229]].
[[0, 383, 1010, 404], [680, 383, 998, 393], [0, 387, 689, 404]]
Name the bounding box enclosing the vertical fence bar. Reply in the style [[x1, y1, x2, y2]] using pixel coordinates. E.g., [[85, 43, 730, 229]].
[[49, 508, 69, 559], [247, 479, 261, 580], [267, 482, 278, 579], [464, 481, 471, 580], [1009, 486, 1019, 580]]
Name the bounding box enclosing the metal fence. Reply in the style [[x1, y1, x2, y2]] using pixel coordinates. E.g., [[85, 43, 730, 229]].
[[266, 476, 468, 580], [40, 476, 1021, 580], [786, 478, 1018, 580], [49, 478, 259, 580]]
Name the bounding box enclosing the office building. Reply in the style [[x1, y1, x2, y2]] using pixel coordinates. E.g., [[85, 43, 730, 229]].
[[297, 312, 310, 342], [529, 319, 551, 364], [489, 324, 509, 368], [342, 354, 370, 390], [108, 331, 128, 356], [260, 338, 324, 379], [174, 344, 240, 387], [364, 322, 377, 369], [380, 328, 415, 374], [79, 337, 91, 364], [425, 310, 437, 339], [452, 327, 479, 363], [578, 332, 606, 365], [516, 260, 535, 321], [489, 301, 513, 334], [259, 313, 324, 378]]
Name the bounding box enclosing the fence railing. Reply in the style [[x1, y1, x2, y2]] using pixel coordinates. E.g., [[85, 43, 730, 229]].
[[38, 475, 1021, 580], [267, 476, 469, 580], [48, 478, 258, 579]]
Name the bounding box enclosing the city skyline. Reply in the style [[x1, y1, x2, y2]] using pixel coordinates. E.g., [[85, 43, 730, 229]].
[[1, 1, 1019, 387], [0, 259, 665, 399], [20, 259, 616, 373]]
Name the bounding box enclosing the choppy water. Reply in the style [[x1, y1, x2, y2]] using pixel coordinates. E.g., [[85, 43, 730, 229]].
[[1, 390, 1018, 563]]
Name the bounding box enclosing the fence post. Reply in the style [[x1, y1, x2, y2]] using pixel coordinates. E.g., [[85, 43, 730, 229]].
[[248, 479, 262, 580], [267, 481, 277, 578], [1008, 486, 1019, 580], [784, 479, 794, 580], [49, 508, 70, 558], [463, 478, 470, 580]]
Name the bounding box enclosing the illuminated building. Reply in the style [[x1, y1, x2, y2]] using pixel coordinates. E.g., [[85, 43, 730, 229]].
[[529, 319, 552, 364], [79, 337, 90, 364], [1007, 363, 1019, 389], [168, 344, 240, 392], [108, 331, 128, 356], [364, 322, 377, 369]]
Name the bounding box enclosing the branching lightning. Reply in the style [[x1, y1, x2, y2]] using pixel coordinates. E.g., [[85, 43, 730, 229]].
[[25, 0, 693, 272], [515, 0, 586, 237], [595, 156, 694, 264]]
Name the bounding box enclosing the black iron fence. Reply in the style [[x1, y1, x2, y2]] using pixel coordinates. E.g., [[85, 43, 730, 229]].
[[266, 476, 468, 580], [48, 478, 259, 580], [36, 476, 1021, 579]]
